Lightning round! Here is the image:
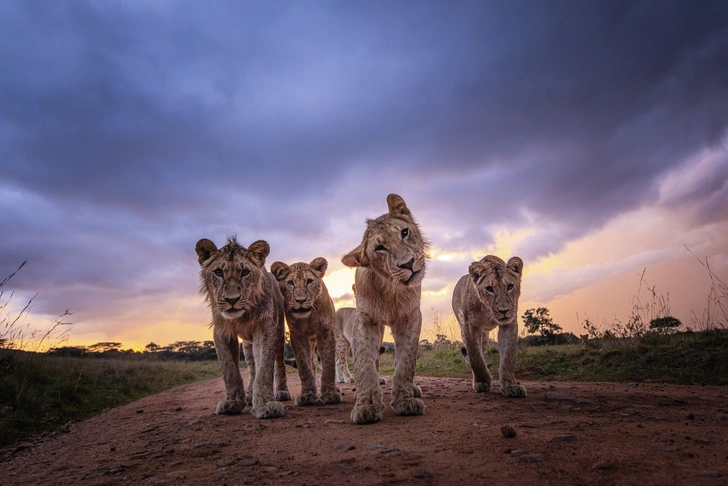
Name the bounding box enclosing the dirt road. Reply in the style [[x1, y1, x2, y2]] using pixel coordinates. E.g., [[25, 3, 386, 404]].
[[2, 372, 727, 485]]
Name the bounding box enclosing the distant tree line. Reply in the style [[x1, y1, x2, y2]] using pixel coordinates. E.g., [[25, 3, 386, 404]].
[[49, 340, 219, 361]]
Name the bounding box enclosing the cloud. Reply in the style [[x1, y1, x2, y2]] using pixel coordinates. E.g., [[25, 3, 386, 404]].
[[1, 0, 727, 341]]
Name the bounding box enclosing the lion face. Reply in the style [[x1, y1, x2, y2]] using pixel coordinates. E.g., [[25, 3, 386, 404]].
[[270, 258, 328, 320], [196, 237, 270, 320], [468, 256, 523, 323], [342, 194, 428, 287]]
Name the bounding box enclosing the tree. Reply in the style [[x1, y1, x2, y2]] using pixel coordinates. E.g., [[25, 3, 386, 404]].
[[522, 307, 563, 339], [87, 342, 122, 353], [649, 316, 682, 333], [145, 342, 160, 353]]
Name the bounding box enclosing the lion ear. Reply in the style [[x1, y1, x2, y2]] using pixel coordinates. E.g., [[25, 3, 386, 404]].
[[246, 240, 270, 267], [309, 257, 328, 277], [468, 261, 485, 284], [270, 262, 290, 281], [196, 239, 218, 266], [386, 193, 411, 217], [507, 256, 524, 276], [342, 241, 369, 268]]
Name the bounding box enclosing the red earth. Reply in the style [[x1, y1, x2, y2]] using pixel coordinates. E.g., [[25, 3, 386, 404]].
[[2, 371, 727, 485]]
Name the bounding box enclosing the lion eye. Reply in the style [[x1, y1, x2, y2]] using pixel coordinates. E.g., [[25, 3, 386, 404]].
[[485, 286, 495, 294], [401, 228, 409, 239], [374, 245, 387, 252], [306, 279, 313, 286], [287, 280, 294, 287], [507, 283, 514, 291], [241, 268, 250, 277], [214, 269, 223, 277]]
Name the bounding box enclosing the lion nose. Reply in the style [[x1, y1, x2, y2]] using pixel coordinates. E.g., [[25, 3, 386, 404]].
[[295, 297, 307, 304], [397, 258, 415, 271], [498, 307, 510, 316], [225, 296, 240, 307]]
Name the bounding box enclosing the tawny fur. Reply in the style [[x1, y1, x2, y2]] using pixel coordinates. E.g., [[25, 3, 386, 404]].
[[270, 258, 342, 406], [341, 194, 428, 424], [196, 236, 290, 419], [334, 307, 386, 385], [452, 255, 527, 398]]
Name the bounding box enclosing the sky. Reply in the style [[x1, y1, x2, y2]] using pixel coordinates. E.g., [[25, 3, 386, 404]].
[[1, 1, 727, 350]]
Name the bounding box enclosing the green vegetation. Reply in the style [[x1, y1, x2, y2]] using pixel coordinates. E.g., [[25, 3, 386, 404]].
[[376, 328, 728, 386], [0, 350, 221, 447]]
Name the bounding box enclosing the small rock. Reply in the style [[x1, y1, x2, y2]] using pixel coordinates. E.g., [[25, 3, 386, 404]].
[[238, 455, 258, 466], [501, 425, 517, 438], [175, 407, 183, 411], [136, 409, 144, 414], [166, 471, 187, 480], [519, 455, 542, 463], [548, 435, 577, 443], [334, 444, 356, 451], [413, 469, 434, 478], [325, 419, 345, 424], [649, 445, 676, 451], [217, 458, 237, 468]]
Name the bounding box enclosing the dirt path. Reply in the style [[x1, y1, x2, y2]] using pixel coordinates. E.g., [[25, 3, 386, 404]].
[[2, 372, 727, 485]]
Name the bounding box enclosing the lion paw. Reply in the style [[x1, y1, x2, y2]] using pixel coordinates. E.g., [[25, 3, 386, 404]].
[[251, 400, 285, 419], [501, 383, 527, 398], [392, 397, 425, 416], [412, 384, 422, 398], [215, 399, 245, 415], [275, 390, 292, 401], [294, 392, 317, 407], [473, 381, 492, 393], [350, 403, 384, 424], [321, 390, 342, 405]]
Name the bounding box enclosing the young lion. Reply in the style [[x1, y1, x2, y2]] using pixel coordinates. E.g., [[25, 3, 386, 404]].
[[452, 255, 527, 398], [335, 304, 386, 385], [270, 258, 342, 406], [342, 193, 428, 424], [196, 237, 290, 419]]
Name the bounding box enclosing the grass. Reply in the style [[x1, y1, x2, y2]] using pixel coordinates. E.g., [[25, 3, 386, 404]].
[[376, 329, 728, 386], [0, 350, 221, 447]]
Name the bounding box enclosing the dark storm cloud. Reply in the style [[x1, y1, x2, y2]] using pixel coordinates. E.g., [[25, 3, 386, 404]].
[[1, 0, 727, 324]]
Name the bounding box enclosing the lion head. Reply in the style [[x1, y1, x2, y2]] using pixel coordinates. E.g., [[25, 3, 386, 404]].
[[196, 236, 271, 320], [270, 257, 328, 320], [468, 255, 523, 323], [341, 194, 428, 287]]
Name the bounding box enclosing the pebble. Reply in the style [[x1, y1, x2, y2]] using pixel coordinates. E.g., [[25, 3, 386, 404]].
[[238, 455, 258, 466], [519, 455, 542, 463], [413, 469, 434, 478], [500, 425, 517, 438]]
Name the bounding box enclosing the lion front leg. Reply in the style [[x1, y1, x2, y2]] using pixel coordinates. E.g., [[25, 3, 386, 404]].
[[250, 326, 285, 419], [461, 325, 492, 393], [497, 323, 527, 398], [390, 313, 425, 417], [213, 328, 246, 415], [350, 313, 384, 424], [335, 332, 354, 384], [318, 328, 342, 404], [273, 320, 291, 402], [242, 341, 255, 406], [290, 331, 318, 406]]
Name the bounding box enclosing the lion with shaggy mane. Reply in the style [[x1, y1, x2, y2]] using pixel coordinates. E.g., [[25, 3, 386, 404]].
[[196, 236, 290, 418], [452, 255, 527, 398], [342, 194, 428, 424]]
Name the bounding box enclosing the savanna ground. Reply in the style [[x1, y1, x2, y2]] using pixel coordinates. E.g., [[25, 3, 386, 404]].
[[2, 335, 728, 486]]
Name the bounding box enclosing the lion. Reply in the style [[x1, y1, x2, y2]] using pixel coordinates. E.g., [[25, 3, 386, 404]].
[[452, 255, 527, 398], [335, 300, 386, 385], [196, 236, 291, 419], [341, 193, 428, 424], [270, 258, 342, 406]]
